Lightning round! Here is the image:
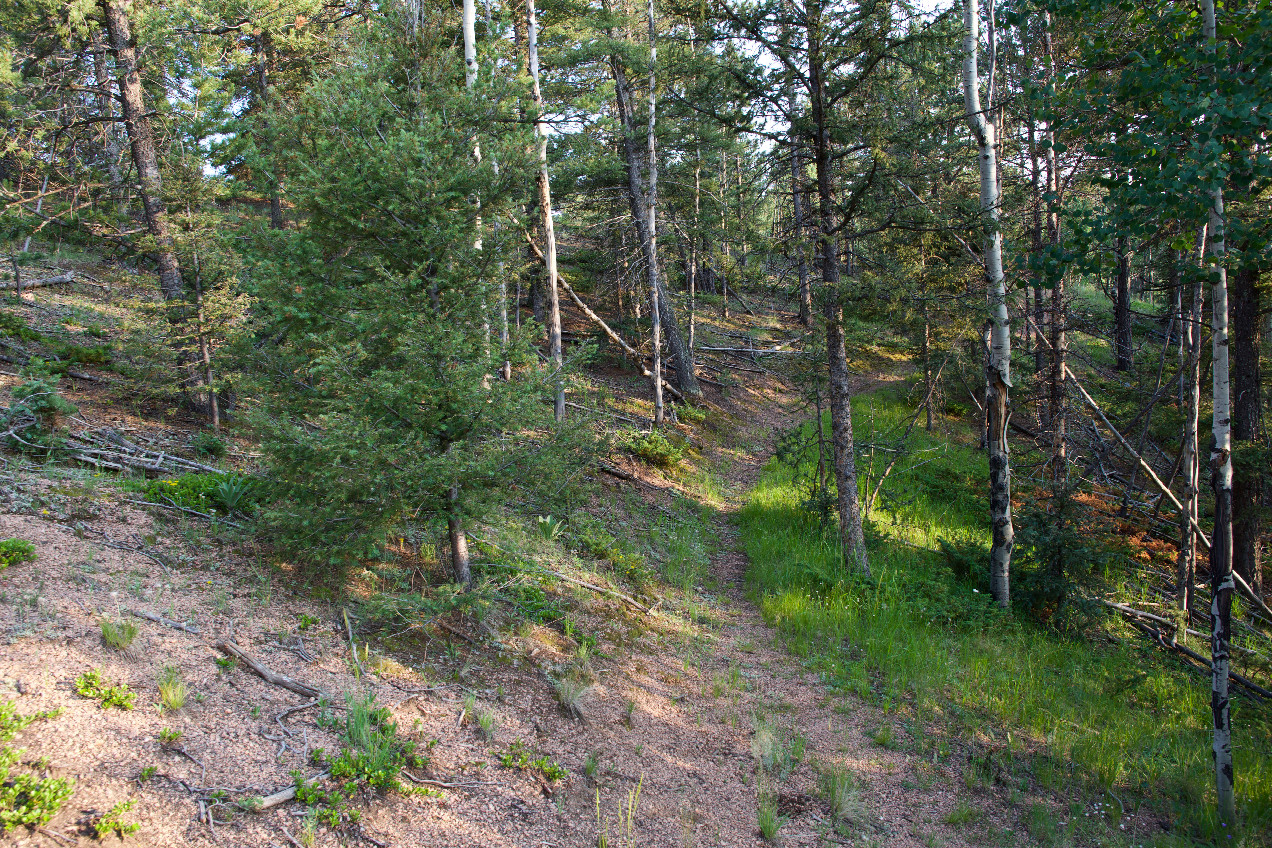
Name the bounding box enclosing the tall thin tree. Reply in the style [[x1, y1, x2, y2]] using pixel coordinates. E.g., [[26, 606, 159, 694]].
[[962, 0, 1013, 607]]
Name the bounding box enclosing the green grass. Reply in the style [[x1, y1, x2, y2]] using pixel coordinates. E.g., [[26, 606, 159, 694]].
[[738, 386, 1272, 842]]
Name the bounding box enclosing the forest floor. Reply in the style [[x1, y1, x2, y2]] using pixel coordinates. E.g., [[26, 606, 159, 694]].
[[0, 272, 1183, 847]]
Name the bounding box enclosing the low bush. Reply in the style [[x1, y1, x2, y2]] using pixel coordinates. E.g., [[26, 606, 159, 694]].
[[0, 539, 36, 570], [616, 429, 684, 469]]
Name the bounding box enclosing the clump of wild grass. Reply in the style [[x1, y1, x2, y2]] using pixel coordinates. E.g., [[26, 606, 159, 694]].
[[157, 665, 187, 712], [553, 675, 591, 719], [100, 617, 139, 651], [477, 709, 498, 740], [756, 777, 786, 841], [818, 764, 865, 824]]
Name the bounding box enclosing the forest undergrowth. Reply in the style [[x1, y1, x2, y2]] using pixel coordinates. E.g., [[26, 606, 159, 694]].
[[739, 384, 1272, 846]]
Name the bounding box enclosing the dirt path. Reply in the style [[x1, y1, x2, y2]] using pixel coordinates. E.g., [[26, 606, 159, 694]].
[[0, 382, 1012, 848]]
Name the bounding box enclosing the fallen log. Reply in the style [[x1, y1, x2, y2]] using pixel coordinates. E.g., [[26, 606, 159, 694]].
[[129, 608, 201, 634], [215, 642, 327, 700], [0, 271, 74, 291]]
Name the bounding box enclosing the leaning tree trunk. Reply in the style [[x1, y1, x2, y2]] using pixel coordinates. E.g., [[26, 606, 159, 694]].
[[963, 0, 1013, 608], [527, 0, 565, 422], [100, 0, 182, 303], [808, 0, 869, 577], [1231, 263, 1263, 597], [1200, 0, 1236, 824]]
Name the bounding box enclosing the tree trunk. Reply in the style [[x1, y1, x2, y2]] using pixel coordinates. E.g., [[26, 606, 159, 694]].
[[100, 0, 182, 303], [1200, 0, 1235, 824], [1231, 264, 1263, 597], [604, 1, 701, 405], [964, 0, 1013, 608], [791, 116, 811, 328], [448, 486, 472, 589], [1043, 10, 1066, 476], [1179, 235, 1204, 616], [808, 0, 869, 577], [527, 0, 565, 422], [644, 0, 664, 425], [1115, 235, 1132, 371]]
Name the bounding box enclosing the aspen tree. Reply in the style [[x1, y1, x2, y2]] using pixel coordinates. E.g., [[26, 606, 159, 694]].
[[962, 0, 1013, 607]]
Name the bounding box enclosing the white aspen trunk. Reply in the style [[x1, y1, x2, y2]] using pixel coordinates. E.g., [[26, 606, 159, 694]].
[[1200, 0, 1235, 823], [527, 0, 565, 422], [645, 0, 664, 426], [963, 0, 1013, 608]]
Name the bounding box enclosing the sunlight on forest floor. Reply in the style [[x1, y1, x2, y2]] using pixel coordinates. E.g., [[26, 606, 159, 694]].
[[738, 385, 1272, 846]]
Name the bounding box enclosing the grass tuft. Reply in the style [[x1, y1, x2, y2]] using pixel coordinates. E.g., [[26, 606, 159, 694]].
[[100, 618, 139, 651]]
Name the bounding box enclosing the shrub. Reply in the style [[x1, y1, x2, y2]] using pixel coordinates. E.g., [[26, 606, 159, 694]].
[[75, 669, 135, 710], [191, 430, 227, 459], [0, 749, 74, 832], [0, 360, 77, 454], [128, 472, 261, 516], [0, 539, 36, 570], [617, 429, 684, 469]]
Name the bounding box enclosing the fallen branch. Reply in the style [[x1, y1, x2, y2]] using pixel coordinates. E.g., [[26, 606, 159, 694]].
[[255, 772, 329, 811], [216, 642, 326, 700], [401, 772, 506, 790], [128, 608, 200, 634], [123, 497, 243, 528]]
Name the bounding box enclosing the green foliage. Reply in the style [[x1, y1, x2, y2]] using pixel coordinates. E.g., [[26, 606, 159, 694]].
[[739, 388, 1272, 837], [496, 740, 567, 781], [1, 360, 77, 454], [157, 728, 182, 746], [292, 692, 424, 830], [616, 429, 685, 469], [0, 310, 40, 342], [191, 431, 227, 459], [240, 12, 573, 571], [157, 666, 187, 712], [0, 539, 36, 570], [99, 618, 138, 651], [0, 748, 73, 832], [127, 473, 260, 516], [0, 699, 72, 832], [535, 515, 566, 541], [91, 799, 139, 839], [75, 669, 135, 710]]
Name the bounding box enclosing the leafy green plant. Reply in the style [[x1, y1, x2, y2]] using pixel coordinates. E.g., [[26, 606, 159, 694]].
[[138, 766, 157, 783], [128, 473, 261, 516], [584, 751, 600, 778], [191, 431, 227, 459], [617, 429, 685, 469], [214, 475, 256, 514], [75, 669, 135, 710], [157, 728, 182, 746], [92, 799, 140, 839], [0, 699, 73, 832], [497, 740, 567, 782], [297, 613, 320, 632], [100, 618, 138, 651], [214, 656, 237, 673], [0, 748, 74, 832], [157, 666, 187, 712], [0, 539, 36, 570], [535, 515, 566, 541]]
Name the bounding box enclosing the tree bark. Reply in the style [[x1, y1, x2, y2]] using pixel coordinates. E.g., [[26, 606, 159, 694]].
[[808, 0, 869, 577], [1042, 11, 1066, 476], [791, 111, 811, 328], [448, 486, 472, 589], [100, 0, 183, 303], [964, 0, 1013, 608], [1200, 0, 1235, 824], [527, 0, 565, 422], [91, 38, 126, 220], [1231, 264, 1263, 597]]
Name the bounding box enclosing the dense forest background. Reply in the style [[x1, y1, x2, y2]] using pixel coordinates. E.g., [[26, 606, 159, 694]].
[[1, 0, 1271, 843]]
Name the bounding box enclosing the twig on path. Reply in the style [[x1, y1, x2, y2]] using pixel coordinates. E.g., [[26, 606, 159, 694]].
[[128, 608, 201, 634]]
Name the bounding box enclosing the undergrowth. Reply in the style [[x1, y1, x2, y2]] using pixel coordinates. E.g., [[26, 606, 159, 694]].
[[738, 386, 1272, 843], [0, 699, 72, 833]]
